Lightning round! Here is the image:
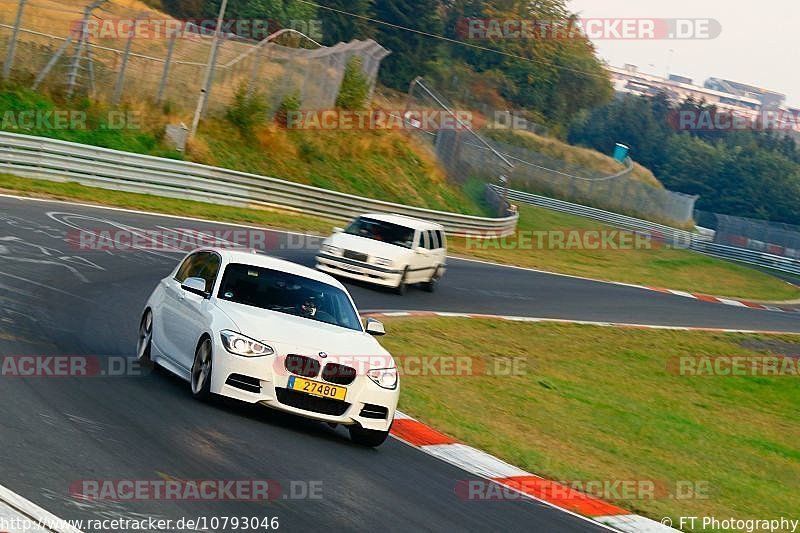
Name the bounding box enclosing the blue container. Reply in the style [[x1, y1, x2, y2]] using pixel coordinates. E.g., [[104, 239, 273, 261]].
[[613, 143, 630, 163]]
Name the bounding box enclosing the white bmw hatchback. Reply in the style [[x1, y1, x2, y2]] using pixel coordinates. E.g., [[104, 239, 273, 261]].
[[137, 248, 399, 447]]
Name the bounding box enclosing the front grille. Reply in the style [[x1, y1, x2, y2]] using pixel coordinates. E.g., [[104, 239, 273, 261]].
[[343, 249, 368, 262], [225, 374, 261, 393], [322, 363, 357, 385], [285, 354, 320, 378], [359, 403, 389, 419], [275, 388, 350, 416]]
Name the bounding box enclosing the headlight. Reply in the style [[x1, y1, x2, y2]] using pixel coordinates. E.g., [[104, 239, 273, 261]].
[[321, 243, 340, 255], [374, 257, 393, 267], [220, 330, 274, 357], [367, 367, 398, 389]]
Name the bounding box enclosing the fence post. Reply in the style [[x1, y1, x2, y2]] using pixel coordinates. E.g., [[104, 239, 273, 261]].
[[246, 44, 264, 97], [112, 19, 138, 104], [2, 0, 26, 80], [190, 0, 229, 138], [156, 30, 178, 104], [33, 35, 73, 90]]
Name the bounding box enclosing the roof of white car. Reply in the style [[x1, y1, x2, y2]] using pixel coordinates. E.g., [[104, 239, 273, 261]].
[[360, 213, 444, 231], [212, 248, 347, 290]]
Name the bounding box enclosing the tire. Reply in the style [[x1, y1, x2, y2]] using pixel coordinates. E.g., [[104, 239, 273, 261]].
[[422, 266, 441, 293], [136, 310, 154, 368], [348, 424, 390, 447], [394, 268, 408, 295], [191, 337, 214, 401]]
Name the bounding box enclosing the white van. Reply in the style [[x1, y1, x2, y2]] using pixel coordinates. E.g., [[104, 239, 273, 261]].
[[315, 213, 447, 294]]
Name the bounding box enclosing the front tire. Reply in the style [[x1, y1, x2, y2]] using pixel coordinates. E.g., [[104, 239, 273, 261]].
[[191, 337, 214, 401], [422, 266, 441, 293], [348, 424, 390, 447], [136, 310, 153, 367]]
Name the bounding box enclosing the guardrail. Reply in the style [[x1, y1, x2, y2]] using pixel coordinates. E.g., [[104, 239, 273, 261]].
[[0, 131, 518, 237], [493, 185, 800, 277]]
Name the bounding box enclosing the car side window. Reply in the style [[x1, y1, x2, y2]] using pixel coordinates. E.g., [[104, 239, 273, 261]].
[[437, 230, 446, 249], [174, 253, 199, 282], [428, 230, 439, 250], [419, 231, 430, 250], [175, 252, 221, 291], [196, 253, 221, 290]]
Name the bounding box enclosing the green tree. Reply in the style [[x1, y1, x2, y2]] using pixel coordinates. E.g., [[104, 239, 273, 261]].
[[335, 57, 370, 109], [372, 0, 443, 89], [317, 0, 374, 45]]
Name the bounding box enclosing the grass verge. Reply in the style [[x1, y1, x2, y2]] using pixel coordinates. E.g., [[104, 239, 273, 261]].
[[0, 174, 336, 234], [380, 316, 800, 529]]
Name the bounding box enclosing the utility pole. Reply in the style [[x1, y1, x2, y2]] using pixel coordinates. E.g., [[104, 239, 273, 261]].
[[2, 0, 26, 80], [189, 0, 229, 139]]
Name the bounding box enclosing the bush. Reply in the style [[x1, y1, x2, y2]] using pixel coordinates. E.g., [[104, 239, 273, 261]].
[[274, 93, 302, 127], [335, 57, 369, 110], [225, 83, 268, 136]]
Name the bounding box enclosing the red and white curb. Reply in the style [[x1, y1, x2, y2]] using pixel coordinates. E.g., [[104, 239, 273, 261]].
[[364, 311, 800, 335], [635, 285, 799, 314], [390, 412, 676, 532]]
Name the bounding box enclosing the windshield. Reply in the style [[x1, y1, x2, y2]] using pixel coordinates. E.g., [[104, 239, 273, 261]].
[[217, 264, 362, 331], [345, 217, 416, 249]]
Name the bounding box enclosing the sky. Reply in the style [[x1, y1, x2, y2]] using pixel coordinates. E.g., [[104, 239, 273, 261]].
[[567, 0, 800, 107]]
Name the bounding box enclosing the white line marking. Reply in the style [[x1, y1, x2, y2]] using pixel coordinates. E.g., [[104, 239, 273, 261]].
[[717, 298, 748, 307], [667, 290, 696, 299]]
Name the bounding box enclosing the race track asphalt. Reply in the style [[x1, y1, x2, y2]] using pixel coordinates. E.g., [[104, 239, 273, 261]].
[[0, 195, 796, 532]]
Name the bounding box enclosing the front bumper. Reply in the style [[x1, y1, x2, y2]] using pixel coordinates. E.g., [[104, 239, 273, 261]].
[[210, 340, 398, 432], [315, 253, 403, 288]]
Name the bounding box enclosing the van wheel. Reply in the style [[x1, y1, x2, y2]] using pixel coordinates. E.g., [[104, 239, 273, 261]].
[[422, 266, 441, 293]]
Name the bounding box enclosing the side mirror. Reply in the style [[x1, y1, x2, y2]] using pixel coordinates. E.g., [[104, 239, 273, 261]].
[[333, 227, 344, 233], [181, 277, 208, 298], [415, 247, 429, 255], [365, 318, 386, 336]]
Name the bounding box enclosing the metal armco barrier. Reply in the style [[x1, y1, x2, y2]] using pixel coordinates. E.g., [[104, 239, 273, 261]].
[[494, 185, 800, 277], [0, 131, 518, 237]]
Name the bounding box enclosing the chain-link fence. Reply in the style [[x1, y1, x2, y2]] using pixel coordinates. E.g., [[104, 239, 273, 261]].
[[0, 0, 388, 117], [700, 212, 800, 259], [406, 78, 698, 226]]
